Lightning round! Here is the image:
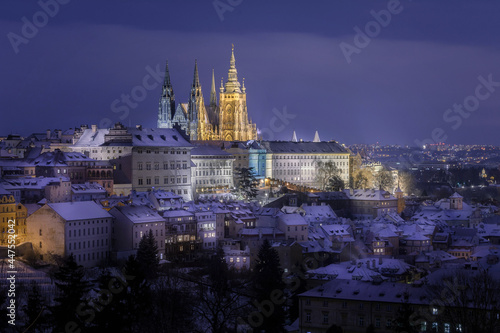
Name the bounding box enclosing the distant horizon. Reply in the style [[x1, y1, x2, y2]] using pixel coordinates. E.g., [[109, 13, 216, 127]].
[[2, 125, 500, 149]]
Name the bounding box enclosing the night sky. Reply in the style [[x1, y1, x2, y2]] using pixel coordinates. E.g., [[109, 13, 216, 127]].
[[1, 0, 500, 145]]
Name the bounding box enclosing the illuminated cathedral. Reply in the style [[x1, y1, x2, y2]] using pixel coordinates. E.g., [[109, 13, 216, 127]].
[[157, 45, 258, 141]]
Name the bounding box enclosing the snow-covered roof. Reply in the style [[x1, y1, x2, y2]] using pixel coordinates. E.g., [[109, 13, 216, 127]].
[[162, 210, 194, 218], [48, 201, 112, 221], [130, 128, 192, 147], [71, 183, 106, 194], [1, 177, 70, 190], [191, 145, 233, 157], [260, 141, 348, 154], [344, 189, 396, 201], [74, 127, 192, 148], [113, 205, 164, 223], [278, 213, 308, 226]]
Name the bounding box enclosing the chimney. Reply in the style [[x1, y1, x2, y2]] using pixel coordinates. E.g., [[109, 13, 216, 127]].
[[46, 129, 51, 140], [57, 129, 62, 139], [91, 125, 97, 133]]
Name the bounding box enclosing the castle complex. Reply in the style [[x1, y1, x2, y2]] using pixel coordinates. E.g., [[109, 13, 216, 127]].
[[157, 45, 258, 142]]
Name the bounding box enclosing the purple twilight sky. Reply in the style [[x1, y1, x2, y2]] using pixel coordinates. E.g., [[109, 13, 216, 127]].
[[1, 0, 500, 145]]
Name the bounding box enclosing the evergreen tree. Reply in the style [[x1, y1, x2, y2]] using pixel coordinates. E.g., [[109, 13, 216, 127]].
[[233, 167, 259, 200], [121, 255, 153, 332], [22, 281, 47, 332], [90, 269, 130, 332], [253, 239, 286, 332], [136, 229, 159, 280], [209, 244, 229, 297], [194, 244, 245, 332], [51, 254, 92, 332]]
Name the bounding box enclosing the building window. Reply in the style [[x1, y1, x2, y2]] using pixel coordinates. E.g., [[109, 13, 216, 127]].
[[359, 317, 364, 327], [146, 178, 151, 185], [39, 241, 42, 248], [375, 317, 381, 328], [39, 229, 42, 236], [305, 312, 311, 323], [138, 162, 143, 170], [146, 163, 151, 170], [138, 178, 143, 185], [323, 312, 328, 325]]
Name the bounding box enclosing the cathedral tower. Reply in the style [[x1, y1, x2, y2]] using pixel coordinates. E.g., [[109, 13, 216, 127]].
[[157, 61, 176, 128], [187, 61, 211, 140], [218, 45, 257, 141]]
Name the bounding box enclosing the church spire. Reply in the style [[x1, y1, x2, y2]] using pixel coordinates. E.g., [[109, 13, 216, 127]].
[[224, 44, 241, 93], [163, 60, 171, 88], [313, 130, 321, 142], [210, 69, 217, 106], [193, 60, 200, 88], [292, 131, 298, 142], [162, 60, 174, 99], [158, 60, 175, 128]]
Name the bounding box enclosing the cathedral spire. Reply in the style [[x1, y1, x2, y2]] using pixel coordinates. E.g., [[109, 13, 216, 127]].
[[163, 60, 172, 90], [161, 60, 174, 100], [224, 44, 241, 93], [158, 59, 176, 128], [210, 69, 217, 106], [193, 60, 200, 87], [292, 131, 298, 142]]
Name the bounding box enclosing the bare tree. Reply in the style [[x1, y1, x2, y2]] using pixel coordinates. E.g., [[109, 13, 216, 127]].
[[315, 160, 342, 190], [375, 168, 394, 191], [426, 269, 500, 333]]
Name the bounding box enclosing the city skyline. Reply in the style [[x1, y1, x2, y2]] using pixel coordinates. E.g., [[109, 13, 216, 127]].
[[2, 0, 500, 145]]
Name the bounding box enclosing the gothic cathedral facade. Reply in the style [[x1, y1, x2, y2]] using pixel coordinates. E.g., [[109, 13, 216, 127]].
[[157, 46, 258, 142]]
